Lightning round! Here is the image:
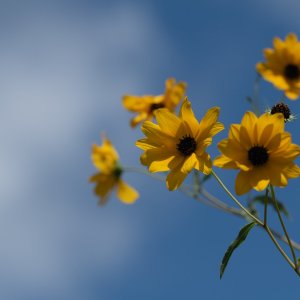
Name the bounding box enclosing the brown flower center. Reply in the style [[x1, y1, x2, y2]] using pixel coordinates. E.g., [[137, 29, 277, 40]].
[[177, 135, 197, 156], [113, 165, 123, 179], [284, 64, 300, 81], [270, 102, 291, 121], [248, 146, 269, 166], [150, 102, 165, 112]]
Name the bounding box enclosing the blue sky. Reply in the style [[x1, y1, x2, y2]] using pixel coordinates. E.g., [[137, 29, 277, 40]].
[[0, 0, 300, 299]]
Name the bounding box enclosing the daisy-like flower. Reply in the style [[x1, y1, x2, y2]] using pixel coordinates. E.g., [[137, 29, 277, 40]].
[[256, 33, 300, 100], [136, 97, 224, 190], [123, 78, 186, 128], [89, 137, 139, 205], [214, 112, 300, 195], [267, 102, 296, 122]]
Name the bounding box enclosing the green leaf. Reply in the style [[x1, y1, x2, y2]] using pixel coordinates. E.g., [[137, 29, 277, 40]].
[[252, 195, 289, 218], [220, 222, 256, 279]]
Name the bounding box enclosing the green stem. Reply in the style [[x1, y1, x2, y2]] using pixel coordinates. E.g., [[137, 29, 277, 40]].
[[124, 166, 300, 254], [211, 170, 263, 226], [264, 225, 298, 273], [270, 185, 298, 268], [264, 188, 269, 226], [212, 170, 299, 274]]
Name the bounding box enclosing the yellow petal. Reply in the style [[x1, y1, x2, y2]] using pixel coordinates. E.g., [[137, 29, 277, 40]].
[[164, 78, 186, 108], [130, 112, 148, 128], [269, 112, 284, 133], [91, 139, 119, 172], [249, 168, 270, 192], [197, 107, 221, 141], [268, 164, 289, 186], [285, 33, 298, 46], [195, 152, 212, 175], [117, 180, 139, 204], [213, 155, 239, 169], [140, 121, 177, 148], [241, 112, 257, 135], [273, 36, 285, 50], [217, 139, 250, 169], [257, 123, 274, 147], [136, 138, 158, 150], [282, 163, 300, 178], [265, 133, 281, 152], [235, 171, 252, 195], [209, 122, 224, 137], [155, 109, 184, 137], [122, 95, 153, 112], [180, 152, 197, 174], [140, 148, 175, 172], [93, 174, 116, 205], [179, 97, 199, 137], [166, 164, 188, 191], [285, 89, 300, 100], [239, 126, 253, 149]]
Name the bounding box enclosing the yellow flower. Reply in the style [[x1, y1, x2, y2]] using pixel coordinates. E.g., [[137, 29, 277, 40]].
[[256, 33, 300, 100], [136, 97, 224, 190], [214, 111, 300, 195], [89, 137, 139, 205], [123, 78, 186, 128]]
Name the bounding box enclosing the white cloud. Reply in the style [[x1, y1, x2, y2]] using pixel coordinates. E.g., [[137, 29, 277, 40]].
[[0, 2, 168, 298]]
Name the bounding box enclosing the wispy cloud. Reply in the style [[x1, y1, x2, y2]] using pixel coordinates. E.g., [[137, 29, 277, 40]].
[[0, 2, 168, 298]]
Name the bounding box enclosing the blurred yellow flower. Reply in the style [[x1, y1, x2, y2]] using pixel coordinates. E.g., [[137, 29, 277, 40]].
[[214, 111, 300, 195], [136, 97, 224, 190], [90, 137, 139, 205], [123, 78, 186, 128], [257, 33, 300, 100]]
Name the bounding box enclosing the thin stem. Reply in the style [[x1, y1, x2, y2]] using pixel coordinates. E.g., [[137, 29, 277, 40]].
[[252, 73, 261, 115], [270, 185, 298, 267], [211, 170, 263, 226], [201, 184, 300, 251], [125, 166, 300, 251], [264, 188, 269, 226], [211, 170, 300, 273], [123, 166, 223, 209], [264, 225, 298, 273]]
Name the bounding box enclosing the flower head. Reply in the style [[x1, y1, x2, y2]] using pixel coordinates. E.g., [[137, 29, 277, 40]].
[[256, 33, 300, 100], [267, 102, 296, 122], [214, 111, 300, 195], [90, 137, 139, 205], [123, 78, 186, 128], [136, 97, 224, 190]]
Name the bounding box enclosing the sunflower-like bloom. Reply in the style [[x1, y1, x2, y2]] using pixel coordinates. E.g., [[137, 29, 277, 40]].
[[136, 97, 224, 190], [214, 112, 300, 195], [89, 137, 139, 205], [256, 33, 300, 100], [123, 78, 186, 128]]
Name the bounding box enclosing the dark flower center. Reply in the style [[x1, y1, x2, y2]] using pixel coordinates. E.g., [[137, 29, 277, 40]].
[[150, 102, 165, 112], [113, 165, 123, 179], [248, 146, 269, 166], [177, 135, 197, 156], [284, 64, 300, 81], [270, 102, 291, 121]]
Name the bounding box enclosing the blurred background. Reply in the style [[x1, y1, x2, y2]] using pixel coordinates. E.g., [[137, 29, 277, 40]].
[[0, 0, 300, 299]]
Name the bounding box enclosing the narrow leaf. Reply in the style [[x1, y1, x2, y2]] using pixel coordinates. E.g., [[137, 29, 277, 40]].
[[220, 222, 256, 279]]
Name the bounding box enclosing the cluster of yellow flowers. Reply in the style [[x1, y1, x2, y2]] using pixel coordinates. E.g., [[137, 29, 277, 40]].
[[90, 33, 300, 205]]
